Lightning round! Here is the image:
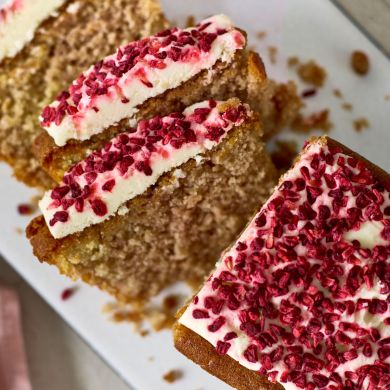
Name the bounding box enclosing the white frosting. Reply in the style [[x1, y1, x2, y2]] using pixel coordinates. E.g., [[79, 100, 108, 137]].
[[40, 100, 249, 238], [344, 220, 387, 249], [0, 0, 65, 61], [41, 14, 245, 146]]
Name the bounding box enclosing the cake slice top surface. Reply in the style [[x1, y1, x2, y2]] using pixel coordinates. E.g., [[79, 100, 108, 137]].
[[179, 137, 390, 389], [0, 0, 66, 61], [39, 14, 246, 147], [40, 99, 252, 239]]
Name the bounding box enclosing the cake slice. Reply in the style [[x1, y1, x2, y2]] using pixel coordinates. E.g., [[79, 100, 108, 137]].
[[33, 15, 256, 183], [175, 136, 390, 390], [33, 14, 301, 184], [0, 0, 168, 188], [27, 99, 277, 302]]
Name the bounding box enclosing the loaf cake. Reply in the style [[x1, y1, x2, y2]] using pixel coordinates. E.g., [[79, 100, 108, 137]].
[[0, 0, 168, 188], [175, 136, 390, 389], [27, 99, 277, 302], [32, 14, 300, 185]]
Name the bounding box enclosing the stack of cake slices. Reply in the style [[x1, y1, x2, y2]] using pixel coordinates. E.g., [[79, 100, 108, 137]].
[[0, 0, 168, 188], [27, 14, 285, 303], [175, 136, 390, 389]]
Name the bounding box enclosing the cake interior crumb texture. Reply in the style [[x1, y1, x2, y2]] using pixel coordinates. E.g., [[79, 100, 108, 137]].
[[0, 0, 168, 188], [27, 114, 277, 303]]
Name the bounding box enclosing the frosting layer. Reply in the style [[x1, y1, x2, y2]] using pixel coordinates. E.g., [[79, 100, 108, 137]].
[[180, 139, 390, 389], [0, 0, 65, 61], [40, 14, 246, 146], [40, 100, 250, 238]]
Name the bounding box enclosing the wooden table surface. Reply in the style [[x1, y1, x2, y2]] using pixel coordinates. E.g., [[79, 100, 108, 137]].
[[0, 1, 389, 389]]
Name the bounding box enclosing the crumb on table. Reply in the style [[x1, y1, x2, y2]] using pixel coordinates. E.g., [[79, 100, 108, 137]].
[[385, 95, 390, 101], [353, 117, 370, 132], [351, 50, 370, 75], [163, 369, 183, 383], [297, 60, 327, 87]]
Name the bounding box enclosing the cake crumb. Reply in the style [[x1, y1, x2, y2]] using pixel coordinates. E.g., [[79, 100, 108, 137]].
[[256, 31, 267, 40], [247, 44, 257, 52], [104, 293, 184, 334], [351, 50, 370, 75], [333, 89, 343, 98], [353, 117, 370, 132], [148, 356, 155, 362], [287, 56, 299, 68], [185, 15, 196, 28], [15, 227, 24, 235], [267, 46, 278, 64], [270, 140, 299, 173], [301, 88, 317, 98], [291, 109, 333, 133], [341, 103, 353, 111], [297, 60, 327, 87], [163, 369, 183, 383], [385, 95, 390, 101]]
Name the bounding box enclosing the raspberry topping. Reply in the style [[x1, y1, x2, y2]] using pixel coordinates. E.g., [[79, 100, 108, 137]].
[[40, 100, 250, 239], [0, 0, 23, 23], [180, 139, 390, 389], [40, 14, 246, 146]]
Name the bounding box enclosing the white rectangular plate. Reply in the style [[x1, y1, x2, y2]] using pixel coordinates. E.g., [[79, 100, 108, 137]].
[[0, 1, 389, 389]]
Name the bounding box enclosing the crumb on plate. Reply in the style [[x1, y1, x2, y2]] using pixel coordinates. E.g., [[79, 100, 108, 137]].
[[15, 227, 24, 235], [297, 60, 327, 87], [163, 369, 183, 383], [291, 109, 333, 133], [351, 50, 370, 75], [353, 117, 370, 132], [333, 88, 343, 98], [267, 46, 278, 64], [341, 102, 353, 111], [301, 88, 317, 98], [256, 31, 267, 39], [287, 56, 299, 68]]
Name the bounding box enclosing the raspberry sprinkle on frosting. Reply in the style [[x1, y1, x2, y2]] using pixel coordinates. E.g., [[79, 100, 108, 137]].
[[179, 138, 390, 389], [0, 0, 23, 22], [39, 14, 246, 146], [40, 99, 250, 239]]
